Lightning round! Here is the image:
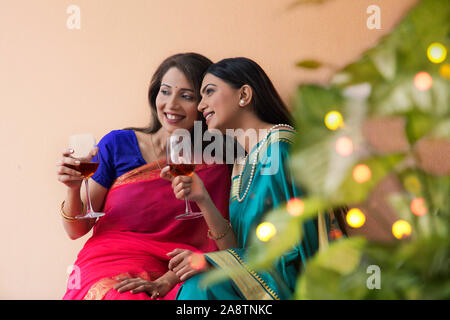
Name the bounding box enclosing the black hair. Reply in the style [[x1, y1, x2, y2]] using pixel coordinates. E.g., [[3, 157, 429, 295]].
[[205, 57, 293, 126]]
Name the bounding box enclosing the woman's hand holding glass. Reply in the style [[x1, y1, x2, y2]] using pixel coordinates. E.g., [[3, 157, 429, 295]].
[[56, 148, 98, 190], [57, 134, 105, 219], [160, 167, 210, 205]]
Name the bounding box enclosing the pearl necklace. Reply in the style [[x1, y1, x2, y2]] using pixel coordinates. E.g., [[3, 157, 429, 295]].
[[236, 124, 295, 203]]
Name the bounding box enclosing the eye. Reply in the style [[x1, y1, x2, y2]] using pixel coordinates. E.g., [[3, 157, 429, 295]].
[[182, 94, 194, 101], [206, 88, 214, 96], [160, 88, 170, 95]]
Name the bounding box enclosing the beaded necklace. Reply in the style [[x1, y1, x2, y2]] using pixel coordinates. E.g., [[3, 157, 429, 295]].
[[236, 124, 295, 202]]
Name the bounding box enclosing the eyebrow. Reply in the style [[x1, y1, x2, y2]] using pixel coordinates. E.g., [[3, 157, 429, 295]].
[[161, 83, 194, 92], [201, 83, 217, 95]]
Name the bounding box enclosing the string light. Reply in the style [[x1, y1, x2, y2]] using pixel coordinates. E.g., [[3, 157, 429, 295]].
[[352, 164, 372, 183], [427, 42, 447, 64], [188, 253, 206, 270], [330, 229, 343, 240], [335, 136, 354, 156], [410, 197, 427, 216], [414, 71, 433, 91], [346, 208, 366, 228], [256, 222, 277, 242], [440, 63, 450, 79], [324, 111, 344, 130], [287, 198, 304, 216], [392, 220, 412, 239]]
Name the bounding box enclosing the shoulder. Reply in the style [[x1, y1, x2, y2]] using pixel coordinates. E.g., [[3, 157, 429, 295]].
[[267, 128, 296, 147], [99, 129, 135, 147], [262, 128, 296, 156]]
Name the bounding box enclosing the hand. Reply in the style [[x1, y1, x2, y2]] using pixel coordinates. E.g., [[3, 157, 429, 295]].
[[56, 147, 98, 190], [167, 249, 210, 281], [160, 166, 209, 204], [113, 277, 171, 299]]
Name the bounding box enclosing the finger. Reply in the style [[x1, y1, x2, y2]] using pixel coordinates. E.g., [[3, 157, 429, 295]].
[[79, 147, 99, 162], [131, 285, 148, 294], [175, 188, 190, 200], [174, 182, 191, 195], [180, 269, 199, 282], [173, 255, 190, 273], [171, 175, 193, 189], [160, 166, 173, 181], [175, 264, 192, 279], [89, 147, 99, 158], [116, 281, 143, 293], [57, 165, 82, 177], [56, 157, 80, 169], [62, 148, 75, 157], [174, 176, 193, 184], [151, 291, 159, 299], [115, 277, 130, 282], [113, 278, 137, 290], [167, 248, 185, 257], [113, 278, 131, 290], [168, 251, 188, 270], [58, 175, 84, 183], [171, 176, 182, 189]]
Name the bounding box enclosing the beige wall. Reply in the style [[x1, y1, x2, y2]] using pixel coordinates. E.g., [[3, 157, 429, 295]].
[[0, 0, 417, 299]]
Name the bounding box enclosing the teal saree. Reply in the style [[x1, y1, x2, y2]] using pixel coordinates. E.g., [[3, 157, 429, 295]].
[[176, 129, 321, 300]]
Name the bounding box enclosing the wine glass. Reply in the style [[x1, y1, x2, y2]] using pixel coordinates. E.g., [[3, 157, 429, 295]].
[[167, 134, 203, 220], [68, 134, 105, 219]]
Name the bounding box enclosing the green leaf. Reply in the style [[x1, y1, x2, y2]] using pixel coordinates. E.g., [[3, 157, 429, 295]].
[[296, 60, 322, 69], [246, 198, 326, 270], [369, 45, 397, 81], [405, 111, 437, 144], [330, 155, 405, 205], [296, 237, 366, 299]]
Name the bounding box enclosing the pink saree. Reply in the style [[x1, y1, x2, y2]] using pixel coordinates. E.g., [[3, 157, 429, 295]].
[[63, 161, 230, 300]]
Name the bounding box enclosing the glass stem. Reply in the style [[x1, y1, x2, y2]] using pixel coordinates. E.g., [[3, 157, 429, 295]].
[[85, 178, 93, 214], [185, 198, 193, 214]]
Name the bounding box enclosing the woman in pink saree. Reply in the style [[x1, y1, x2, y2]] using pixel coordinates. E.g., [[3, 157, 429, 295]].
[[57, 53, 230, 300]]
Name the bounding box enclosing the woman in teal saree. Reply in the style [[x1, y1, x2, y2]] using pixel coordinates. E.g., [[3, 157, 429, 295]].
[[161, 57, 321, 300]]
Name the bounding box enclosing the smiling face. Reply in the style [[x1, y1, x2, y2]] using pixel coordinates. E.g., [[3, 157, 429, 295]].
[[155, 67, 200, 133], [198, 73, 241, 133]]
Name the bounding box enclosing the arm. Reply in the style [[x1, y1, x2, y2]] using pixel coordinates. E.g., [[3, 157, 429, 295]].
[[57, 148, 108, 240], [160, 166, 237, 250], [196, 191, 237, 249]]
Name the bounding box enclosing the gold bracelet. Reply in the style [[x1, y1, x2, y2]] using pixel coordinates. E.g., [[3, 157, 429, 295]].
[[60, 200, 86, 222], [207, 221, 232, 240]]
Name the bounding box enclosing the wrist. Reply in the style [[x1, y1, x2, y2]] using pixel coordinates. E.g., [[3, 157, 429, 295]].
[[196, 192, 212, 210], [158, 271, 179, 287]]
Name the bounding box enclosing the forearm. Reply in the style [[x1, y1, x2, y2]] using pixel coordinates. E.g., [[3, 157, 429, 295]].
[[197, 195, 237, 250], [62, 187, 95, 240], [156, 270, 180, 288]]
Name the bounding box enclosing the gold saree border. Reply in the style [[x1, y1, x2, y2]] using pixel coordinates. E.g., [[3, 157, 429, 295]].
[[111, 161, 218, 190], [83, 271, 161, 300], [205, 249, 280, 300]]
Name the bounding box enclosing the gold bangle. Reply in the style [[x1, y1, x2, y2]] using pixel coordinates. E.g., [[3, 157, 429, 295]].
[[60, 200, 86, 222], [207, 221, 232, 240]]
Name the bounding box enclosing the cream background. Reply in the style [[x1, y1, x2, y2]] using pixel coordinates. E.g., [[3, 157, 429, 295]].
[[0, 0, 417, 299]]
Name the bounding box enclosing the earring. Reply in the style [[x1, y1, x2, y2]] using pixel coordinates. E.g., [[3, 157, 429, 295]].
[[239, 99, 245, 105]]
